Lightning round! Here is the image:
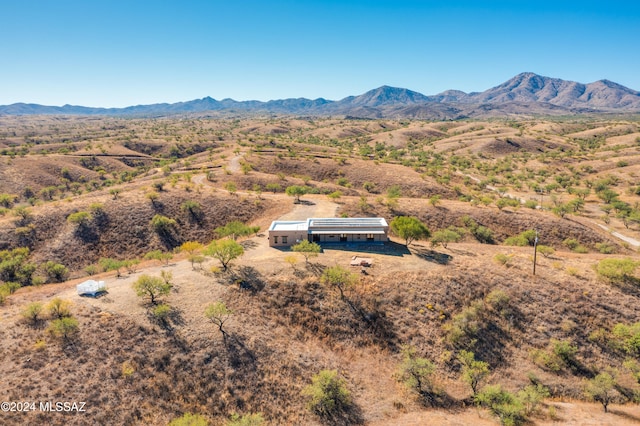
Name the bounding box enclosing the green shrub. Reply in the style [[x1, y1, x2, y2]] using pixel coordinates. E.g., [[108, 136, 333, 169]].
[[595, 258, 639, 283], [504, 230, 537, 247], [43, 261, 69, 283], [67, 211, 93, 225], [21, 302, 43, 324], [494, 253, 513, 267], [444, 301, 484, 347], [611, 322, 640, 355], [485, 289, 510, 316], [150, 214, 177, 233], [227, 412, 264, 426], [536, 245, 555, 258], [168, 412, 209, 426], [595, 242, 615, 254], [398, 346, 437, 397], [302, 370, 352, 417], [531, 339, 577, 372], [475, 384, 525, 426], [47, 317, 79, 341], [152, 304, 171, 323]]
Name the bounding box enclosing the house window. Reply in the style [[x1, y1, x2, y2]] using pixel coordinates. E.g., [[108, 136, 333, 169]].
[[274, 236, 278, 244], [282, 236, 288, 244], [367, 234, 374, 241], [340, 234, 347, 242]]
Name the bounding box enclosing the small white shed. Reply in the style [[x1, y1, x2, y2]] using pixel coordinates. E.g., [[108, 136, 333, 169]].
[[76, 280, 106, 296]]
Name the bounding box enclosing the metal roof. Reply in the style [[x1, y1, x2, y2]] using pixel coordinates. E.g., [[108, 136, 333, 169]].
[[307, 217, 388, 229], [310, 228, 386, 235], [268, 217, 388, 234]]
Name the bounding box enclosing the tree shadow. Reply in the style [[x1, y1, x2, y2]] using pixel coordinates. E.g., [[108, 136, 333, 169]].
[[314, 402, 365, 425], [240, 240, 259, 250], [231, 266, 266, 293], [74, 224, 100, 243], [411, 247, 453, 265], [609, 407, 640, 422], [305, 262, 326, 277], [225, 333, 257, 371]]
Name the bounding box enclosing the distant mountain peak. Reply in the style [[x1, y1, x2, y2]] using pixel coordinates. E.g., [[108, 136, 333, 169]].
[[1, 73, 638, 118]]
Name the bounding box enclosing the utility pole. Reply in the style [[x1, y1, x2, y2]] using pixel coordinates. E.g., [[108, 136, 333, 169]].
[[533, 229, 539, 276]]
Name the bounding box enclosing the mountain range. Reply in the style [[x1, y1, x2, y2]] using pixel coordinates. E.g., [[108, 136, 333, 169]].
[[2, 72, 640, 119]]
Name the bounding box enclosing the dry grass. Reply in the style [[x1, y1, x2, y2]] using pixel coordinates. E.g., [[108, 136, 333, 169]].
[[2, 115, 640, 425]]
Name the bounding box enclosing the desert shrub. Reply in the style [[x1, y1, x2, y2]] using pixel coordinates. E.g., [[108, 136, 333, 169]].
[[475, 384, 525, 426], [285, 185, 307, 202], [494, 253, 513, 268], [595, 242, 616, 254], [150, 214, 177, 233], [485, 289, 510, 317], [180, 200, 201, 217], [398, 346, 438, 400], [152, 303, 171, 323], [536, 245, 555, 258], [291, 240, 321, 264], [1, 281, 21, 294], [504, 230, 537, 247], [99, 257, 125, 277], [168, 412, 209, 426], [461, 216, 494, 244], [215, 221, 255, 240], [458, 350, 490, 396], [132, 274, 172, 305], [205, 239, 244, 270], [47, 317, 79, 342], [204, 301, 233, 336], [302, 370, 352, 418], [595, 258, 640, 283], [0, 286, 8, 305], [67, 211, 93, 225], [42, 261, 69, 283], [444, 301, 484, 348], [524, 200, 538, 209], [517, 384, 550, 417], [144, 249, 173, 265], [123, 259, 140, 274], [0, 247, 36, 285], [327, 190, 342, 199], [227, 412, 264, 426], [610, 322, 640, 355], [431, 227, 463, 249], [21, 302, 43, 324], [47, 297, 72, 319], [0, 193, 18, 208], [531, 339, 577, 372], [390, 216, 431, 246], [496, 197, 520, 210], [265, 183, 281, 193], [584, 372, 619, 413], [362, 181, 376, 192], [562, 237, 588, 253]]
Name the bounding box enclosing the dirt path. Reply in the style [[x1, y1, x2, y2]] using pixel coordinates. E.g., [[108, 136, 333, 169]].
[[276, 194, 338, 220]]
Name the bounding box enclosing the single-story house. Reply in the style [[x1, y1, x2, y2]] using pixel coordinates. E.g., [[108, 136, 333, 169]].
[[268, 217, 388, 247]]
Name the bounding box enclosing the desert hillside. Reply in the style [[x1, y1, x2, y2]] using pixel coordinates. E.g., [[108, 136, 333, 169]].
[[2, 115, 640, 425]]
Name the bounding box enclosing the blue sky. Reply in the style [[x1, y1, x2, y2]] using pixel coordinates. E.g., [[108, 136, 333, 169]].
[[1, 0, 639, 107]]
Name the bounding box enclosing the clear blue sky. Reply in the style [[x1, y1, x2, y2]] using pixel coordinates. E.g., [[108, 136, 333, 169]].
[[1, 0, 639, 107]]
